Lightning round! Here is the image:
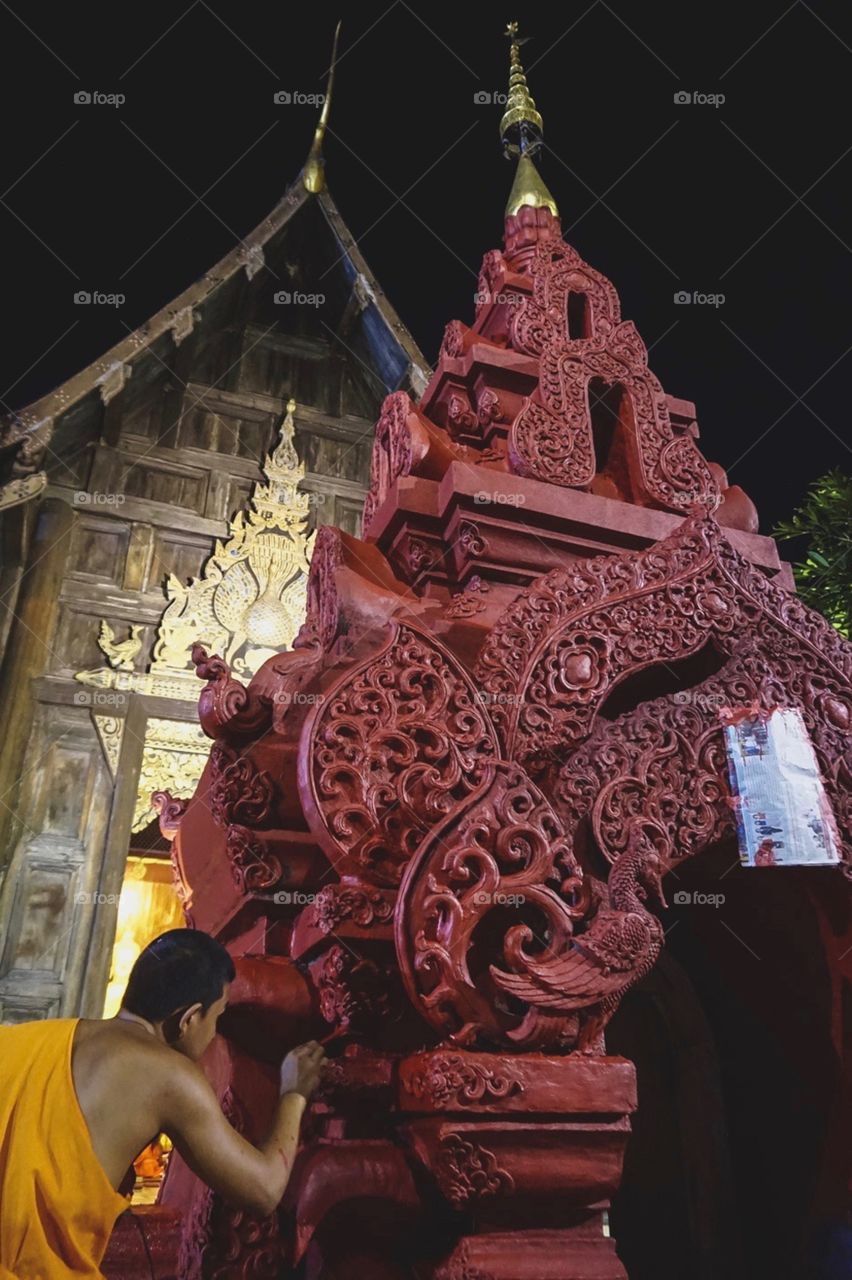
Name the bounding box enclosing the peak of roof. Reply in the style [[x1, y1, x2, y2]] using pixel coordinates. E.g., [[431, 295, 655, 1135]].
[[1, 176, 429, 476]]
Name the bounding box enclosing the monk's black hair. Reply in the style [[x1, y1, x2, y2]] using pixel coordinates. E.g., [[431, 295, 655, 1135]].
[[121, 928, 235, 1024]]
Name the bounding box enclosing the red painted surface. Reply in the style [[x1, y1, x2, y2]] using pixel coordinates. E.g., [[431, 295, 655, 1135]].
[[106, 203, 852, 1278], [102, 1206, 182, 1279]]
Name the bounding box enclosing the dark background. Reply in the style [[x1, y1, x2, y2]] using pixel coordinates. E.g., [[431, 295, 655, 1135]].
[[1, 0, 850, 531]]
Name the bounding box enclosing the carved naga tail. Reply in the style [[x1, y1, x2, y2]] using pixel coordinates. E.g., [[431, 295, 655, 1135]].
[[295, 601, 667, 1052], [395, 758, 590, 1050]]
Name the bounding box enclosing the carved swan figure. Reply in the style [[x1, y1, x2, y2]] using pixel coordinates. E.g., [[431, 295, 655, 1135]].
[[490, 835, 667, 1052]]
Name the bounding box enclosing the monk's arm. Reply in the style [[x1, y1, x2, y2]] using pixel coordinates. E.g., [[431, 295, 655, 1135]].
[[159, 1060, 311, 1215]]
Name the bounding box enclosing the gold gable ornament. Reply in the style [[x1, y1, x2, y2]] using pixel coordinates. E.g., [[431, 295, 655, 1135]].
[[74, 400, 315, 832], [151, 397, 315, 680], [131, 719, 211, 834]]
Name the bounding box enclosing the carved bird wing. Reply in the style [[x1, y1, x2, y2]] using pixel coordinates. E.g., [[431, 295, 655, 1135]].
[[490, 911, 661, 1009], [99, 620, 116, 647], [211, 560, 260, 633]]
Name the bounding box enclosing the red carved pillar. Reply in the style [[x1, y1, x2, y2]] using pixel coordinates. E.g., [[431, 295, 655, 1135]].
[[401, 1051, 635, 1279], [136, 159, 852, 1280]]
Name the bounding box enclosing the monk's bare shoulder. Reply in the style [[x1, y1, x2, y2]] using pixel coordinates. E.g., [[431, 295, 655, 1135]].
[[73, 1019, 208, 1108]]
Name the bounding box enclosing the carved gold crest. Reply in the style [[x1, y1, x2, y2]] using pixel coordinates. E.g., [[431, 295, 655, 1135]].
[[75, 399, 315, 832], [151, 397, 315, 679]]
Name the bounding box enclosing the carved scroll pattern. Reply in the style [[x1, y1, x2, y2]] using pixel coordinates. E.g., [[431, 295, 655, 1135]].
[[436, 1133, 515, 1208], [395, 760, 585, 1048], [405, 1054, 524, 1107], [552, 629, 852, 870], [475, 248, 508, 319], [301, 622, 500, 887], [474, 516, 721, 754], [506, 238, 717, 510], [208, 745, 284, 894], [509, 242, 622, 358], [474, 514, 852, 774], [301, 525, 344, 653]]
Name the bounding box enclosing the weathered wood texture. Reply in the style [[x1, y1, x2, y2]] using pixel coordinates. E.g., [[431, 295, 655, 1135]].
[[0, 194, 421, 1019]]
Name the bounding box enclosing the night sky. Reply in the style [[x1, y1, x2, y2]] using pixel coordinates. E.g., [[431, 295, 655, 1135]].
[[2, 0, 850, 532]]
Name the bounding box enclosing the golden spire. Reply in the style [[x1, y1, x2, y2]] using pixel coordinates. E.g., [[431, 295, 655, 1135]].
[[500, 21, 543, 152], [303, 20, 342, 194], [500, 21, 559, 218], [505, 152, 559, 218]]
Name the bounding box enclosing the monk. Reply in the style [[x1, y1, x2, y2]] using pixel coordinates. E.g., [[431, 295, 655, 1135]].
[[0, 928, 325, 1279]]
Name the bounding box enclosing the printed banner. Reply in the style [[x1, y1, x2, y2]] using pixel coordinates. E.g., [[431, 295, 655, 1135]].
[[723, 706, 841, 868]]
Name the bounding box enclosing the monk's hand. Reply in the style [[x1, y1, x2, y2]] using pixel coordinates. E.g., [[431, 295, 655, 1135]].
[[279, 1039, 325, 1101]]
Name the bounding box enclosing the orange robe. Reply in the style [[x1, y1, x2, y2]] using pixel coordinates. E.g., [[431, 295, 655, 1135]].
[[0, 1018, 129, 1278]]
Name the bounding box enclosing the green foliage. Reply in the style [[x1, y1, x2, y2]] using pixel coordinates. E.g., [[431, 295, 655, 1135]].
[[774, 469, 852, 637]]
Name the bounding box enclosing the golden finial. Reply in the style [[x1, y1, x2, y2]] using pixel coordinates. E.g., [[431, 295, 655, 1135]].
[[500, 21, 543, 156], [303, 21, 341, 194], [505, 153, 559, 218], [500, 22, 558, 218]]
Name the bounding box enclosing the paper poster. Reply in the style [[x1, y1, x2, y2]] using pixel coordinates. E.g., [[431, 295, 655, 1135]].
[[723, 706, 841, 868]]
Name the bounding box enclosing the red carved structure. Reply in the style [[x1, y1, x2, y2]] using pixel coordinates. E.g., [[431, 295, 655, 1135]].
[[107, 196, 852, 1278]]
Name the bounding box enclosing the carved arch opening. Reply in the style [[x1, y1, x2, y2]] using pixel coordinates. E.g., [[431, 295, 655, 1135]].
[[566, 289, 591, 339], [586, 376, 635, 500], [596, 638, 728, 722]]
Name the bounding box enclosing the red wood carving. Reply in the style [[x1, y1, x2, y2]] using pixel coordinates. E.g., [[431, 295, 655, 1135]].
[[152, 791, 194, 924], [152, 196, 852, 1280], [176, 1087, 286, 1280], [192, 644, 270, 739], [298, 621, 499, 886], [504, 237, 717, 512]]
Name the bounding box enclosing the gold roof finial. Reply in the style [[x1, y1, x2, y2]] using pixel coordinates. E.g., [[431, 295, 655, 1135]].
[[500, 21, 543, 155], [499, 21, 559, 218], [303, 20, 342, 194]]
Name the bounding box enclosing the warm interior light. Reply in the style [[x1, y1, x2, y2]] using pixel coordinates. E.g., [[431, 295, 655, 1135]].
[[103, 855, 185, 1019], [103, 854, 185, 1201]]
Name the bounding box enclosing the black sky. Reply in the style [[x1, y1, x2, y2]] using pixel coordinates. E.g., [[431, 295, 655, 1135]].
[[2, 0, 851, 532]]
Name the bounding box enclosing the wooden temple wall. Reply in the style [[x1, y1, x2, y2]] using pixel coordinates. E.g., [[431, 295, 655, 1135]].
[[0, 317, 382, 1022]]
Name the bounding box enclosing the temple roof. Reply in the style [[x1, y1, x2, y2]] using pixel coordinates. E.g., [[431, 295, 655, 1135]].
[[0, 106, 430, 502]]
